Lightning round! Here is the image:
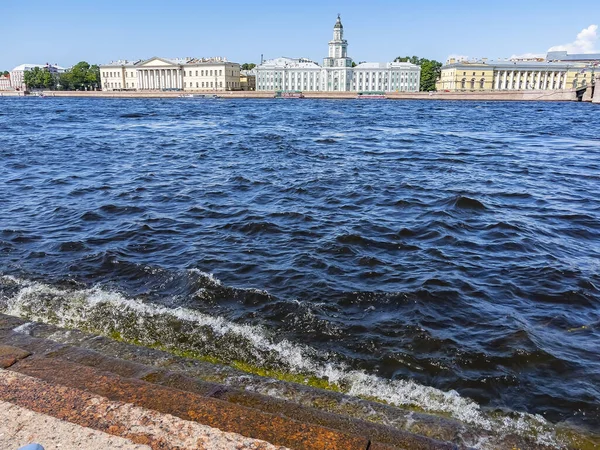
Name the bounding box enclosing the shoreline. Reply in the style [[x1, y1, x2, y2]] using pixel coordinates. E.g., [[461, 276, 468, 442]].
[[0, 88, 589, 102], [1, 312, 597, 450]]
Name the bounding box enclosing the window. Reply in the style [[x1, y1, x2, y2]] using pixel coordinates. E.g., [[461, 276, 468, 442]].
[[196, 82, 198, 88], [211, 82, 213, 87], [220, 81, 222, 87], [463, 72, 466, 76], [480, 79, 485, 89], [219, 70, 222, 76], [196, 70, 198, 76], [210, 70, 213, 76]]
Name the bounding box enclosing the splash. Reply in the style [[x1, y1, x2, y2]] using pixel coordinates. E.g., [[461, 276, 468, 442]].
[[0, 275, 564, 448]]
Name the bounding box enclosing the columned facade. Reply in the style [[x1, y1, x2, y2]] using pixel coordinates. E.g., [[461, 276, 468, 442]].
[[256, 16, 421, 92], [437, 59, 589, 92], [100, 57, 241, 91]]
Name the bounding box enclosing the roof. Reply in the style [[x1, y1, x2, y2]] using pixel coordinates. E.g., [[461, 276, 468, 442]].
[[546, 51, 600, 62], [355, 61, 420, 70], [442, 59, 584, 70], [257, 57, 321, 69], [12, 63, 46, 72], [334, 15, 343, 29], [11, 63, 66, 72]]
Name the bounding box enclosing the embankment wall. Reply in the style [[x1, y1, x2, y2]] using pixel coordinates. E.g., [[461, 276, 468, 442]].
[[0, 89, 583, 102]]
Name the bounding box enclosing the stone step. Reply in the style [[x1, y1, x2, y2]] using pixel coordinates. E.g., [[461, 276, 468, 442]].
[[0, 313, 463, 450], [0, 313, 570, 449]]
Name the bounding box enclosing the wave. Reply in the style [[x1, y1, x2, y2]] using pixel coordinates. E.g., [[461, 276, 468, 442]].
[[0, 274, 564, 448]]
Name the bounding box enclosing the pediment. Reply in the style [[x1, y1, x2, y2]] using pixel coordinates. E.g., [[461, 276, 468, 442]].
[[138, 57, 178, 67]]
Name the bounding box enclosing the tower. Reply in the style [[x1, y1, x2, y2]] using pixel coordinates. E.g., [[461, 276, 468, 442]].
[[322, 14, 354, 91], [323, 14, 352, 68]]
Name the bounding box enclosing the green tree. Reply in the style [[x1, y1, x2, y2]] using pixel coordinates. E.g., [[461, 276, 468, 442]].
[[23, 66, 59, 90], [2, 71, 9, 77], [241, 63, 257, 71], [58, 61, 100, 90], [394, 56, 442, 91]]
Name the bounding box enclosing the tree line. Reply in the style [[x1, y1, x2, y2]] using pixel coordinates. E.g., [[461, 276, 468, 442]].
[[22, 62, 100, 90]]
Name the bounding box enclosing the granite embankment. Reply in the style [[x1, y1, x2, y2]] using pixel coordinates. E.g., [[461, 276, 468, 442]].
[[1, 314, 598, 450], [0, 89, 584, 101]]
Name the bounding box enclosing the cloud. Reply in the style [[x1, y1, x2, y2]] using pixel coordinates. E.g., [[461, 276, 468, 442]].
[[548, 24, 598, 53]]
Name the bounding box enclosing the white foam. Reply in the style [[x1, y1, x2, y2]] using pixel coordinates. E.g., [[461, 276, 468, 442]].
[[0, 274, 563, 448]]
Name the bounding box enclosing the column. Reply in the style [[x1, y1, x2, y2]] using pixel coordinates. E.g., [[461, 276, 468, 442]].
[[543, 72, 548, 90], [550, 72, 556, 90], [501, 71, 507, 90], [535, 72, 541, 90], [495, 71, 501, 90]]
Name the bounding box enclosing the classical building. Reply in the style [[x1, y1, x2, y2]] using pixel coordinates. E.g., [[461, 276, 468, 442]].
[[10, 63, 65, 91], [436, 54, 596, 92], [100, 57, 241, 91], [255, 15, 420, 92]]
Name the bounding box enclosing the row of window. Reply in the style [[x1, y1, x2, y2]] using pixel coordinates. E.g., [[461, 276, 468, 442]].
[[104, 80, 241, 89], [102, 69, 237, 78]]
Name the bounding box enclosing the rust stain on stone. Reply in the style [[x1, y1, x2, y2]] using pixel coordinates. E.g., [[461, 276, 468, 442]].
[[9, 356, 369, 450]]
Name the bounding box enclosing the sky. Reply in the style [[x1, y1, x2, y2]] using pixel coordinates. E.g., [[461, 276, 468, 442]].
[[1, 0, 599, 70]]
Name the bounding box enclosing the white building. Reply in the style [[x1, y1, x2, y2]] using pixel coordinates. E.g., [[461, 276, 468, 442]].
[[10, 63, 65, 91], [256, 15, 421, 92], [0, 75, 11, 91], [100, 57, 241, 91]]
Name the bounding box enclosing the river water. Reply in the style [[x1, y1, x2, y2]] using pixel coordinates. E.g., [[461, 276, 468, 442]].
[[1, 98, 599, 442]]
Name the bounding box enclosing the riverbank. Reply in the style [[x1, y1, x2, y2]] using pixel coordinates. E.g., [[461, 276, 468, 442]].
[[0, 88, 584, 101], [1, 313, 598, 450]]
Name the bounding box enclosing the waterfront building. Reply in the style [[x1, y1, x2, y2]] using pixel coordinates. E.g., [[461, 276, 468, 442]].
[[100, 57, 241, 91], [10, 63, 65, 91], [255, 15, 420, 92], [436, 54, 596, 92], [240, 69, 256, 91], [0, 75, 11, 91]]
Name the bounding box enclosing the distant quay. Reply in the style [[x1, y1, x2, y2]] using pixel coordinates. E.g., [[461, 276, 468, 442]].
[[1, 88, 598, 102]]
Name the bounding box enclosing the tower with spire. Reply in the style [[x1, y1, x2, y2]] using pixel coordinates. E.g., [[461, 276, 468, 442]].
[[322, 14, 354, 91], [323, 14, 353, 68]]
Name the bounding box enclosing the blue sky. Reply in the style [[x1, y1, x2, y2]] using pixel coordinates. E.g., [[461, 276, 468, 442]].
[[1, 0, 599, 70]]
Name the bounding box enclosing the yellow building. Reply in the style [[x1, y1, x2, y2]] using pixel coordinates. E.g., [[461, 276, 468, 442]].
[[240, 70, 256, 91], [100, 57, 241, 92], [436, 56, 596, 92]]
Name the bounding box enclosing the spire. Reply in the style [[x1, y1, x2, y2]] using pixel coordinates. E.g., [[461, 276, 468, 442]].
[[334, 14, 343, 29]]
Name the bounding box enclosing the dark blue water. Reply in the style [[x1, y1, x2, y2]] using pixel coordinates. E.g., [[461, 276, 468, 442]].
[[1, 98, 599, 436]]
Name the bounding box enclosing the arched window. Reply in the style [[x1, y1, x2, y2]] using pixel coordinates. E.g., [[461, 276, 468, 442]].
[[480, 78, 485, 89], [461, 78, 466, 89], [470, 78, 476, 89]]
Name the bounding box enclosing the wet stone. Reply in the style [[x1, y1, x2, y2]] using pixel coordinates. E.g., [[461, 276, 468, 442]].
[[0, 344, 31, 368], [9, 356, 369, 450]]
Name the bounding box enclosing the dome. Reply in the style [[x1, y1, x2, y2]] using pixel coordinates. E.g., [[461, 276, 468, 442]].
[[334, 14, 343, 29]]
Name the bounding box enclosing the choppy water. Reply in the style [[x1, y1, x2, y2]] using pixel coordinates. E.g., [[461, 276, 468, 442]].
[[1, 98, 599, 443]]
